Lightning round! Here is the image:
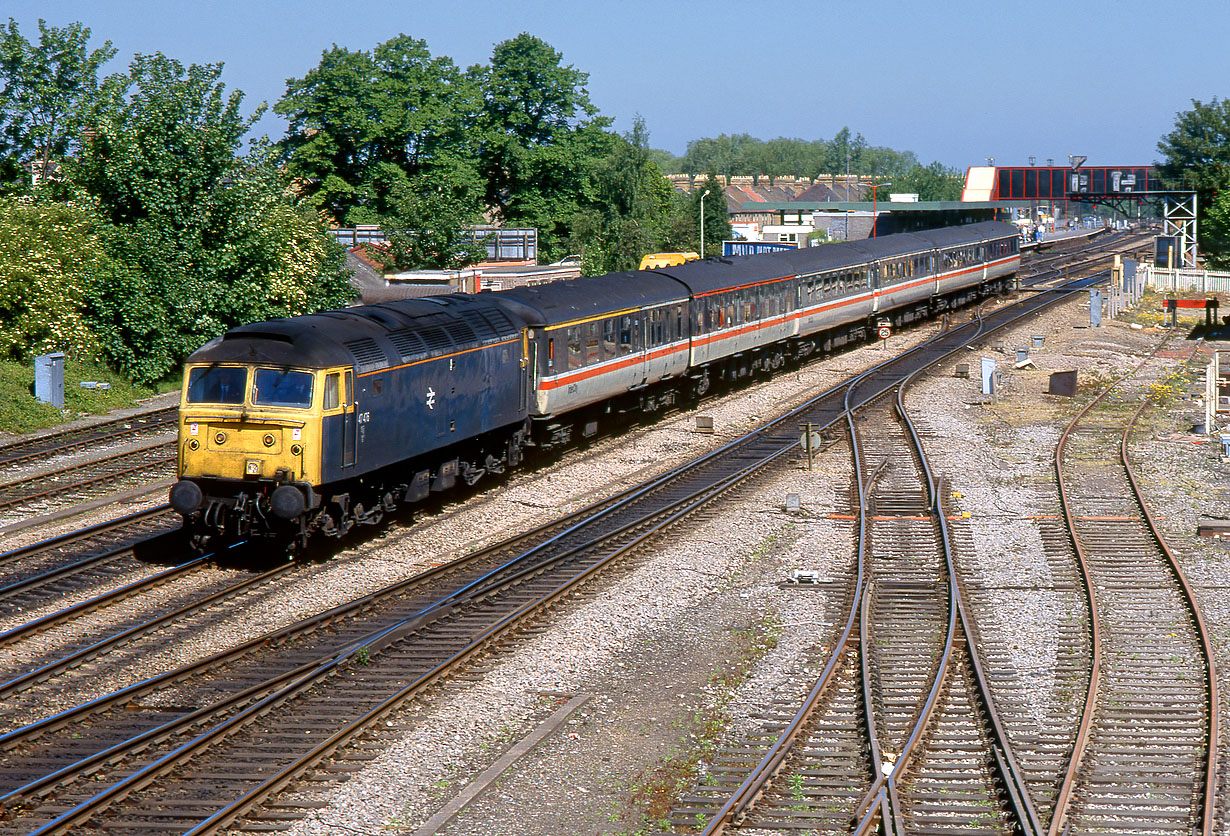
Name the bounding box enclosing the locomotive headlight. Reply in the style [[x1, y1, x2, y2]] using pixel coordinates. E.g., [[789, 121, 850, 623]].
[[215, 431, 227, 445], [188, 439, 200, 451], [263, 433, 276, 448], [246, 460, 261, 475], [291, 444, 303, 456]]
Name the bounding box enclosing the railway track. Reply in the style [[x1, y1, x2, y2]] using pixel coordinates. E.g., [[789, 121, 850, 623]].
[[0, 442, 175, 524], [0, 507, 181, 621], [1048, 337, 1217, 835], [0, 406, 176, 472], [0, 234, 1149, 833], [671, 334, 1037, 835]]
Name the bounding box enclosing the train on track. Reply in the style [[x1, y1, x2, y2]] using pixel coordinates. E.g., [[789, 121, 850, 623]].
[[169, 221, 1020, 550]]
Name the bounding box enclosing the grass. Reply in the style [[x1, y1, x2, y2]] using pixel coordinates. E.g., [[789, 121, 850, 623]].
[[0, 356, 161, 434]]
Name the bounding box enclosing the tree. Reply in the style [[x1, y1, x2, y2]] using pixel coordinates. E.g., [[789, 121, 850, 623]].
[[473, 33, 612, 255], [276, 36, 480, 225], [661, 173, 730, 255], [74, 52, 258, 230], [1157, 98, 1230, 263], [1201, 186, 1230, 269], [892, 161, 963, 202], [70, 55, 352, 382], [0, 18, 115, 187], [0, 195, 110, 360], [569, 116, 674, 274], [86, 147, 355, 383], [361, 157, 487, 270]]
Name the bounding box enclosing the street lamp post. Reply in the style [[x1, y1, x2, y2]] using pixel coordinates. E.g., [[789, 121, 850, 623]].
[[844, 153, 851, 240], [700, 189, 711, 258], [870, 182, 891, 238]]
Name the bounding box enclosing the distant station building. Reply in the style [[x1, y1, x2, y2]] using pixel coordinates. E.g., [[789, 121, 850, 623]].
[[962, 163, 1197, 265]]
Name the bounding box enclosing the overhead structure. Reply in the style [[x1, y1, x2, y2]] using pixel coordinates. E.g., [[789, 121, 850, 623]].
[[1162, 192, 1198, 267]]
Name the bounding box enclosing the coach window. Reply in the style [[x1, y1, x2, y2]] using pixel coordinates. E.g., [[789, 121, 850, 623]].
[[620, 316, 634, 353], [568, 327, 583, 370], [585, 322, 601, 365], [603, 318, 617, 357]]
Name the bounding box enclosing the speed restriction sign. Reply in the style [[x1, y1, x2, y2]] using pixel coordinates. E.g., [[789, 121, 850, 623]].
[[877, 325, 891, 339]]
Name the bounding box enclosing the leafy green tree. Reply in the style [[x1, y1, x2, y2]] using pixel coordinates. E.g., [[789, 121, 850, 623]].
[[0, 195, 111, 359], [72, 55, 351, 381], [276, 35, 479, 225], [360, 157, 487, 270], [661, 173, 731, 256], [647, 146, 683, 174], [681, 133, 757, 177], [0, 18, 114, 187], [1200, 187, 1230, 268], [473, 33, 611, 257], [74, 53, 258, 230], [569, 116, 674, 274], [86, 148, 354, 383], [892, 161, 963, 201], [1157, 97, 1230, 263]]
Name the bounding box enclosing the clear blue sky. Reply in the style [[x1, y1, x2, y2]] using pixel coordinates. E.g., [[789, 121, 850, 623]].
[[6, 0, 1227, 170]]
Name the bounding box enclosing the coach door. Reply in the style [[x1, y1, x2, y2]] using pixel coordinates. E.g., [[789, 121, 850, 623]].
[[519, 329, 530, 412], [342, 370, 356, 468]]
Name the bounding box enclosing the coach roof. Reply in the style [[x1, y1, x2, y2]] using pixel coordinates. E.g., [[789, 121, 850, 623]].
[[493, 270, 690, 327]]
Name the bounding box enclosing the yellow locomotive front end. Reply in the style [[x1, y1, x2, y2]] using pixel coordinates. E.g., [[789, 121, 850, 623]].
[[172, 362, 329, 546]]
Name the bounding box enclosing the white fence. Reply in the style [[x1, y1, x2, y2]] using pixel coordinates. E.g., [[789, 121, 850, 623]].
[[1143, 263, 1230, 294]]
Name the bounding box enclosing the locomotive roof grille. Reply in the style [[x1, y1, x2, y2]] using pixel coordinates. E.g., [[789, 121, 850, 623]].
[[417, 325, 453, 354], [387, 329, 427, 362], [344, 337, 388, 373], [443, 319, 478, 345]]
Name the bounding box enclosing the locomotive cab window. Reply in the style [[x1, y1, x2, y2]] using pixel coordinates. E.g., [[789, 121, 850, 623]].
[[253, 368, 314, 408], [186, 366, 246, 405], [324, 373, 340, 410]]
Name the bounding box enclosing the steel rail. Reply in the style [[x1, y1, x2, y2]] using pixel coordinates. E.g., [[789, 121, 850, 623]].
[[1047, 334, 1174, 836], [9, 250, 1124, 832], [0, 448, 175, 514], [1119, 341, 1219, 835], [0, 505, 171, 566], [0, 557, 285, 699], [897, 331, 1044, 836], [0, 408, 176, 469], [695, 270, 1106, 836], [854, 392, 957, 836], [0, 536, 200, 650]]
